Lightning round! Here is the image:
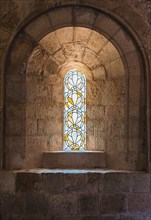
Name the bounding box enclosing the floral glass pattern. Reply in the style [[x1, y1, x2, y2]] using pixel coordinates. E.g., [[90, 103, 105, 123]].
[[64, 69, 86, 151]]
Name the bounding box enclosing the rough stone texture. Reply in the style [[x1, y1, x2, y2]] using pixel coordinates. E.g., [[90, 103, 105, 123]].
[[0, 1, 149, 171], [49, 194, 77, 215], [1, 170, 151, 219], [0, 0, 150, 219], [43, 152, 106, 169], [100, 193, 127, 214], [78, 193, 99, 214], [128, 194, 151, 213], [25, 193, 48, 215]]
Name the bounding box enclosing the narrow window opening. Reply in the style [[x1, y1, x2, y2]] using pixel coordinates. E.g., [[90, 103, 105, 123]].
[[64, 69, 86, 151]]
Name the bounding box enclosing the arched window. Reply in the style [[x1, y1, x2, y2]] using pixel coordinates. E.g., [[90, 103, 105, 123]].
[[64, 69, 86, 151]]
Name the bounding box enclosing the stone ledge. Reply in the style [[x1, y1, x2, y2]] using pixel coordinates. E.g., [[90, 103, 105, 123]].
[[43, 151, 106, 169]]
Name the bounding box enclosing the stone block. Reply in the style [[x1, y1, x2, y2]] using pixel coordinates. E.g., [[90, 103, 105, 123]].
[[128, 194, 151, 213], [128, 117, 139, 138], [6, 151, 25, 170], [40, 31, 61, 55], [49, 194, 77, 215], [107, 79, 125, 105], [87, 173, 99, 193], [25, 14, 50, 41], [53, 49, 66, 65], [25, 193, 48, 215], [97, 42, 120, 65], [74, 42, 85, 62], [26, 103, 36, 119], [43, 152, 106, 169], [26, 119, 37, 136], [104, 173, 129, 193], [105, 58, 124, 79], [74, 7, 96, 27], [87, 80, 108, 105], [16, 173, 42, 193], [43, 173, 64, 193], [6, 119, 25, 136], [100, 194, 127, 214], [48, 134, 63, 151], [125, 51, 141, 76], [129, 76, 141, 105], [95, 13, 120, 37], [6, 82, 26, 104], [87, 105, 105, 120], [87, 31, 108, 54], [130, 173, 150, 192], [7, 33, 34, 75], [6, 104, 25, 120], [1, 193, 24, 215], [113, 29, 135, 54], [64, 174, 86, 192], [0, 171, 16, 193], [51, 82, 64, 103], [106, 138, 127, 167], [82, 48, 99, 69], [99, 174, 105, 193], [5, 137, 25, 157], [48, 7, 72, 27], [92, 66, 107, 80], [105, 119, 125, 138], [74, 27, 92, 44], [78, 194, 99, 214], [55, 27, 73, 44]]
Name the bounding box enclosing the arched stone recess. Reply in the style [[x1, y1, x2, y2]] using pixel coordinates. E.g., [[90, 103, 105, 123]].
[[3, 5, 149, 171]]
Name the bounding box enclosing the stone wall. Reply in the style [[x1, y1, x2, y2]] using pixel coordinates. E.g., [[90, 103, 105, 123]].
[[1, 170, 151, 220], [23, 27, 129, 170], [0, 0, 150, 171]]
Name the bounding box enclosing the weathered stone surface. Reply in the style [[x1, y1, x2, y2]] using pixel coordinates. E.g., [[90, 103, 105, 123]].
[[87, 173, 99, 193], [129, 76, 141, 105], [0, 171, 16, 193], [95, 13, 120, 37], [2, 0, 149, 176], [25, 193, 48, 215], [114, 28, 136, 54], [26, 119, 37, 136], [1, 193, 24, 215], [43, 152, 106, 169], [43, 173, 64, 193], [125, 51, 141, 76], [78, 194, 99, 214], [74, 7, 96, 27], [104, 173, 129, 193], [16, 173, 42, 193], [64, 174, 86, 192], [6, 119, 25, 136], [48, 7, 72, 27], [25, 14, 51, 40], [49, 194, 77, 215], [100, 194, 127, 214], [128, 194, 151, 213], [6, 104, 25, 120], [6, 82, 26, 104], [130, 173, 150, 192]]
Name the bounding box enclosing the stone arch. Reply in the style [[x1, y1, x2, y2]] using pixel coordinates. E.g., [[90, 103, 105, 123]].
[[3, 5, 150, 171]]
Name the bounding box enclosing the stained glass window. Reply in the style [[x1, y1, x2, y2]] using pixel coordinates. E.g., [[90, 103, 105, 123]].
[[64, 69, 86, 151]]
